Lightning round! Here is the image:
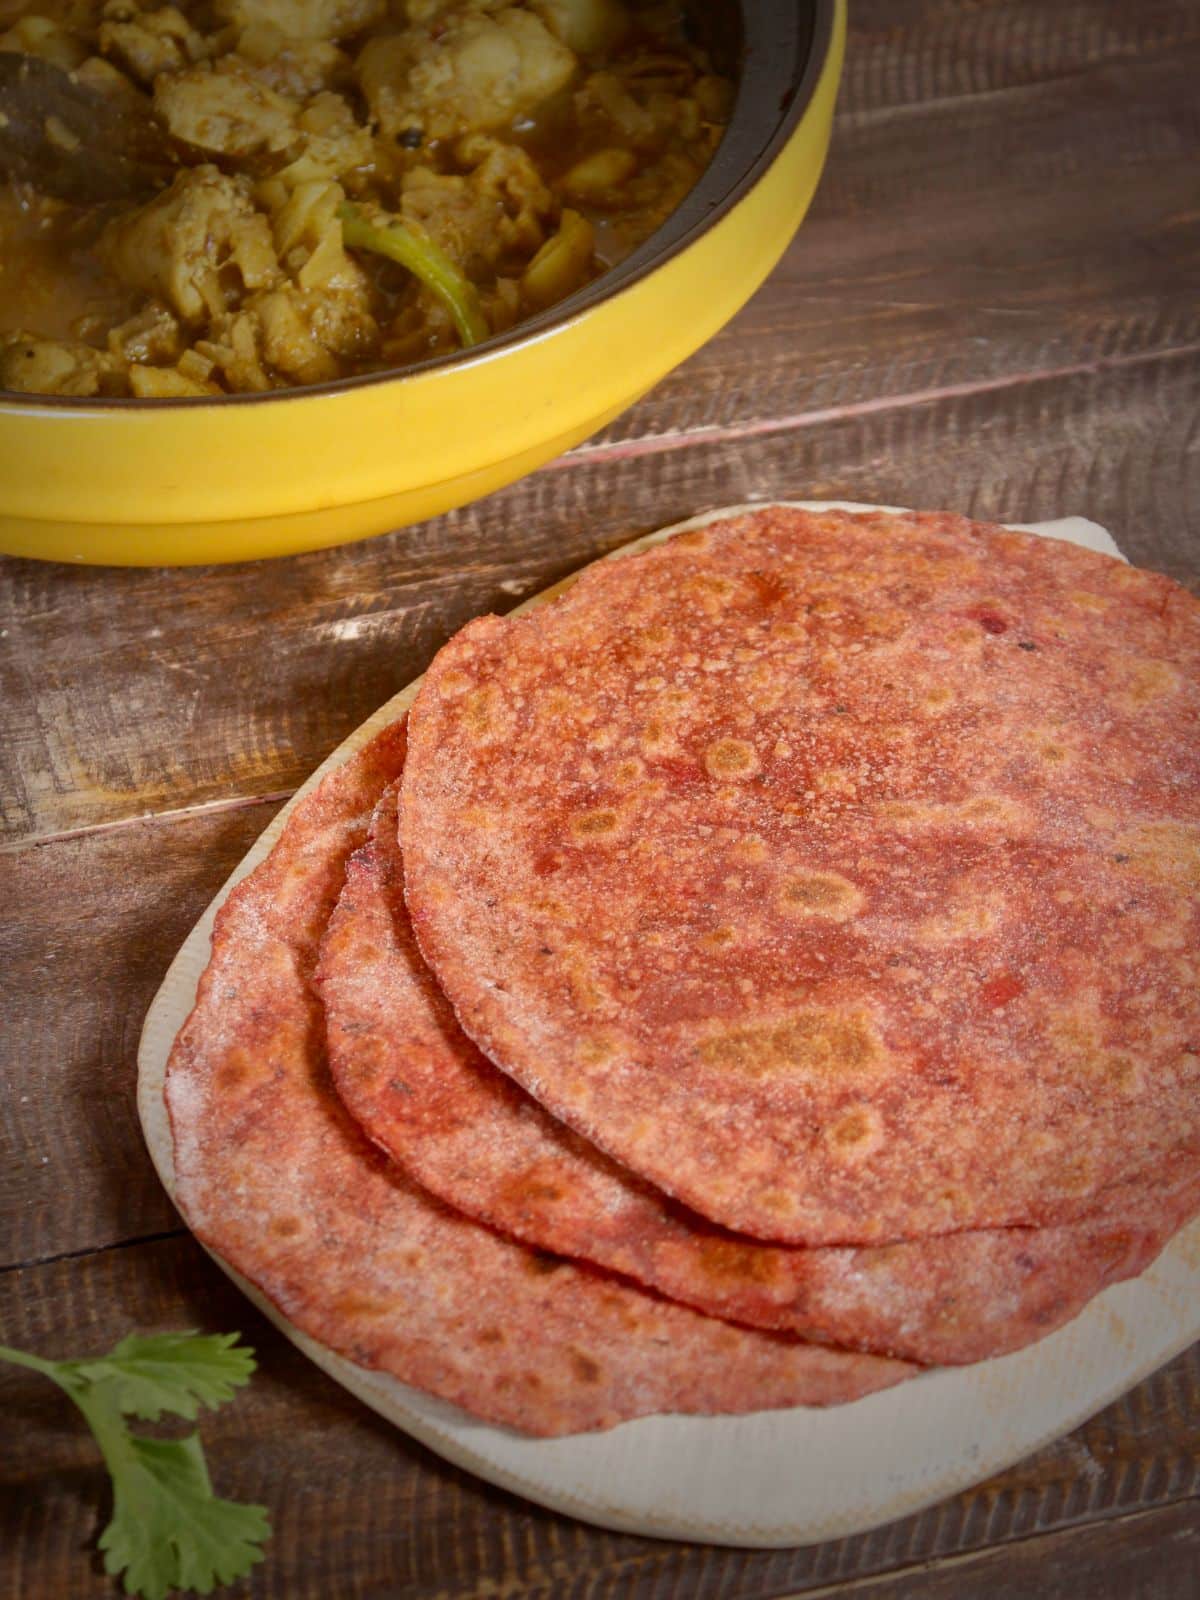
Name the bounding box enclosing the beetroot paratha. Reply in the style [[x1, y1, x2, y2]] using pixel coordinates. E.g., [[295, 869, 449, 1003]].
[[165, 720, 912, 1436], [319, 782, 1197, 1365], [400, 508, 1200, 1246]]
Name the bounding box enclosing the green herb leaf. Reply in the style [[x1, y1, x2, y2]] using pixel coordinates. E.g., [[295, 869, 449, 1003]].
[[0, 1332, 269, 1599], [339, 201, 490, 348], [72, 1330, 257, 1422], [98, 1431, 270, 1600]]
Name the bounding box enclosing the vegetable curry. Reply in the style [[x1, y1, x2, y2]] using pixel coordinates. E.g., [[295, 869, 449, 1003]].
[[0, 0, 731, 397]]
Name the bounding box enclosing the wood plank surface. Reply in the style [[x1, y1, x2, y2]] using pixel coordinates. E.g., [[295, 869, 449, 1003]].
[[2, 1239, 1197, 1600], [0, 804, 278, 1269], [839, 0, 1200, 115], [3, 2, 1199, 1597]]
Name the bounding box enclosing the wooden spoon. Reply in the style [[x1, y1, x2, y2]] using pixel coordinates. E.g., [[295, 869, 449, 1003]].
[[0, 52, 175, 203]]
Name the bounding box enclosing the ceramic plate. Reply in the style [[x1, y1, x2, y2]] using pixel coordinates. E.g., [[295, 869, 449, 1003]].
[[138, 503, 1200, 1547]]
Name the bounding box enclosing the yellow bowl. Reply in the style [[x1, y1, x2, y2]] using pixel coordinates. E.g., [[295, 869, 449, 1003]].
[[0, 2, 844, 566]]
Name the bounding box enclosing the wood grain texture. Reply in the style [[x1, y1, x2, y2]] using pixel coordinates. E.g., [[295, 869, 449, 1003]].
[[839, 0, 1200, 117], [2, 5, 1200, 841], [0, 803, 278, 1269], [783, 1500, 1200, 1600], [1, 1238, 1197, 1600]]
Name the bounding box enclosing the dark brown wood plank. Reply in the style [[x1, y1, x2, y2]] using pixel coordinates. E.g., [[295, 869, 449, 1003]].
[[0, 802, 279, 1270], [2, 339, 1197, 846], [840, 0, 1200, 118], [795, 1499, 1200, 1600], [1, 1238, 1197, 1600]]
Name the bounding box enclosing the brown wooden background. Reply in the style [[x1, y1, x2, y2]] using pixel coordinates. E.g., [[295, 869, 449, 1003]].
[[2, 2, 1198, 1595]]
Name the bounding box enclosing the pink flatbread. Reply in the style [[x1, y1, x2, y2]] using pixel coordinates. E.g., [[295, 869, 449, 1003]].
[[165, 721, 912, 1436], [319, 782, 1197, 1366], [400, 508, 1200, 1245]]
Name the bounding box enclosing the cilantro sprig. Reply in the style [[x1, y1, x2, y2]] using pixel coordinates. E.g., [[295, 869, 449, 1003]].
[[0, 1331, 269, 1598]]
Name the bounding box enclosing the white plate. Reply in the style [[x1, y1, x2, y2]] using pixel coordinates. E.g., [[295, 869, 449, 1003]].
[[138, 503, 1199, 1548]]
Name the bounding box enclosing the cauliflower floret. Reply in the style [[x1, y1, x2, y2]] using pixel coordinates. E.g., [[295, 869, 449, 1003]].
[[215, 0, 385, 44], [290, 90, 374, 178], [102, 166, 282, 324], [157, 63, 372, 178], [155, 60, 301, 159], [399, 135, 554, 276], [358, 5, 575, 143], [176, 169, 379, 389], [255, 280, 377, 381], [98, 2, 210, 85], [199, 276, 377, 388], [0, 336, 123, 397], [235, 21, 349, 96]]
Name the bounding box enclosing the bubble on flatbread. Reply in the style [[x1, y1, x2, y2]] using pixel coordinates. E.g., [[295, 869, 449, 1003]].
[[695, 1237, 787, 1287], [731, 834, 768, 864], [778, 871, 864, 922], [569, 1350, 603, 1384], [436, 668, 475, 699], [824, 1104, 885, 1163], [698, 1009, 883, 1081], [576, 1033, 618, 1067], [569, 807, 624, 841], [704, 738, 759, 780], [609, 757, 645, 789], [684, 572, 738, 615], [1116, 821, 1200, 890], [461, 682, 512, 744], [1118, 658, 1181, 709]]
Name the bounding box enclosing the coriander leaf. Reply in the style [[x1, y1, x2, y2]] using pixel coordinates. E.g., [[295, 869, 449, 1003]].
[[0, 1331, 270, 1599], [98, 1431, 269, 1600], [72, 1331, 257, 1422]]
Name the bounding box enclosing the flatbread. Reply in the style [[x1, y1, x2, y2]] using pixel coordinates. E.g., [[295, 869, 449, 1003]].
[[164, 721, 912, 1436], [320, 782, 1197, 1365], [400, 508, 1200, 1245]]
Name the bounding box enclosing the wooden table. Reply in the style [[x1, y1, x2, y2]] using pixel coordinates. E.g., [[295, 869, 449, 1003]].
[[3, 2, 1198, 1595]]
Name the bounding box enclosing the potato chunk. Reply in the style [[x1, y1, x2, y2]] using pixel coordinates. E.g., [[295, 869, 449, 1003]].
[[531, 0, 628, 55], [216, 0, 385, 44], [0, 336, 122, 397]]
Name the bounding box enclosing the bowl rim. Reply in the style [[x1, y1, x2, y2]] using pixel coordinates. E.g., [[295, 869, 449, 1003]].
[[0, 0, 837, 414]]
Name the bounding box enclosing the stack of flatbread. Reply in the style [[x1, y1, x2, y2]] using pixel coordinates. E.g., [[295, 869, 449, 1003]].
[[165, 507, 1200, 1436]]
